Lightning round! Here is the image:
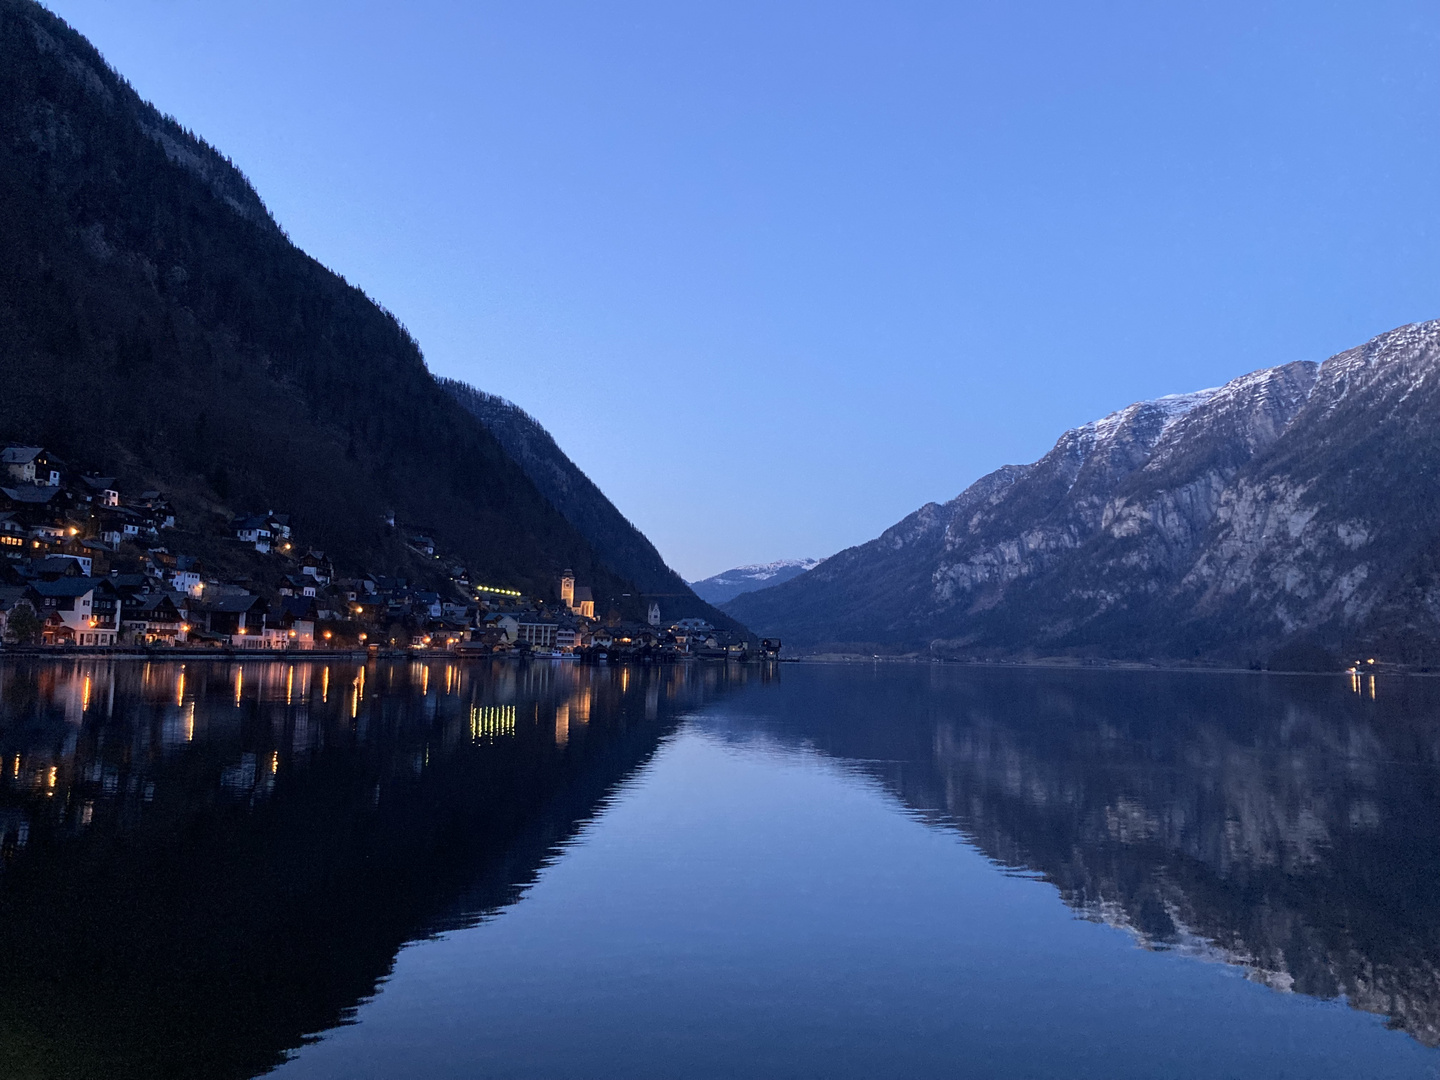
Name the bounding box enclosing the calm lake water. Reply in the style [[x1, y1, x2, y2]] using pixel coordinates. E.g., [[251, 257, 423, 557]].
[[0, 659, 1438, 1079]]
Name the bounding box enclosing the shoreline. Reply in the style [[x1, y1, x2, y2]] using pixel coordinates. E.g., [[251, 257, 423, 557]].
[[783, 653, 1434, 676], [0, 647, 780, 665]]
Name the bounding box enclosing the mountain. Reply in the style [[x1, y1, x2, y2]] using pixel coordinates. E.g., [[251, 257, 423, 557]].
[[0, 0, 673, 610], [441, 382, 742, 629], [726, 321, 1440, 665], [689, 559, 822, 606]]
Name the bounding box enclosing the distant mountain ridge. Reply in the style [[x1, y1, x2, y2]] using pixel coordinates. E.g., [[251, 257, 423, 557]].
[[441, 382, 743, 629], [690, 559, 822, 605], [725, 321, 1440, 665]]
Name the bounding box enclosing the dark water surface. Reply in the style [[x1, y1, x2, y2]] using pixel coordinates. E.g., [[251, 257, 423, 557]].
[[1, 660, 1438, 1078]]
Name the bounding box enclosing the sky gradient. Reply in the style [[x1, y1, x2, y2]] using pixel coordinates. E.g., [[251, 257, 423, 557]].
[[45, 1, 1440, 579]]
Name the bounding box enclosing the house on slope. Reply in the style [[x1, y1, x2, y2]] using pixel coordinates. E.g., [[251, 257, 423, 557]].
[[1, 447, 63, 487], [27, 577, 120, 646]]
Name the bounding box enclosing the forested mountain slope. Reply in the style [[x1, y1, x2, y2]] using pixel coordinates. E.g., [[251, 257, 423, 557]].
[[0, 0, 646, 601], [727, 321, 1440, 665], [442, 381, 741, 628]]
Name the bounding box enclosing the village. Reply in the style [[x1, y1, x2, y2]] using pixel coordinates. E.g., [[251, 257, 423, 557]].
[[0, 446, 779, 662]]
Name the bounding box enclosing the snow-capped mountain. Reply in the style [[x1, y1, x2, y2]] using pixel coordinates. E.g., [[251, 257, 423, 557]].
[[690, 559, 824, 606], [726, 320, 1440, 665]]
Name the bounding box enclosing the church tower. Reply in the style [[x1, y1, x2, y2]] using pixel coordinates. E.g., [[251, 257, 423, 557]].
[[560, 570, 575, 610]]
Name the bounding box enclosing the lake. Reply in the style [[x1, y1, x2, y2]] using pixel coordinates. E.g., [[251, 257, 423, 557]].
[[0, 658, 1437, 1079]]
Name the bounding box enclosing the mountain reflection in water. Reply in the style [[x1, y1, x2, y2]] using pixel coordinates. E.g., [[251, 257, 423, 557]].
[[0, 658, 755, 1080], [708, 665, 1440, 1047]]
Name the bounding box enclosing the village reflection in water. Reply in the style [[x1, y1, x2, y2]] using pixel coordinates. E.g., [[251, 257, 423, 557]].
[[0, 656, 761, 1080]]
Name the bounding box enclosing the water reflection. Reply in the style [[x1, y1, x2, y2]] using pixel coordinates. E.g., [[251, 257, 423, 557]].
[[711, 665, 1440, 1046], [0, 657, 757, 1080]]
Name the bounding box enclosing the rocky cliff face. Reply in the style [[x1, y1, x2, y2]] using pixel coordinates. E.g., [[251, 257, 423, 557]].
[[726, 321, 1440, 663]]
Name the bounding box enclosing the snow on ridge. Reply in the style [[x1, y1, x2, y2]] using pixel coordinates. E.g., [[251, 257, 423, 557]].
[[691, 558, 823, 586], [727, 558, 822, 579], [1068, 356, 1321, 447], [1073, 387, 1220, 444]]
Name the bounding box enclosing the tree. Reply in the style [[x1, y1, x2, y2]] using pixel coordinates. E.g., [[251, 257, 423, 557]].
[[4, 601, 42, 645]]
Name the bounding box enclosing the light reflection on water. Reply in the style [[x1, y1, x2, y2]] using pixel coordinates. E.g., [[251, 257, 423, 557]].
[[1, 660, 1439, 1079]]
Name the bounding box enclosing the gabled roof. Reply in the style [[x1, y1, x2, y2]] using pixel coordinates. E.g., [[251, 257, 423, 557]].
[[29, 577, 97, 598], [278, 596, 319, 619], [0, 486, 60, 504], [195, 593, 264, 613], [33, 556, 86, 576], [1, 447, 42, 465], [128, 593, 181, 614]]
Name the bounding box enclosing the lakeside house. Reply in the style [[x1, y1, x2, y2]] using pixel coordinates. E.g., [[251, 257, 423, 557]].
[[0, 443, 767, 659]]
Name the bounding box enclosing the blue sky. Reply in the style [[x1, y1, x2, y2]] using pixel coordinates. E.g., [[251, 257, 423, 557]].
[[47, 1, 1440, 579]]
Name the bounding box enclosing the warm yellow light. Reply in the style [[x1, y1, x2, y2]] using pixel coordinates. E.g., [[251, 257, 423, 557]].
[[323, 630, 332, 640], [181, 624, 190, 633], [358, 633, 368, 642], [1367, 658, 1376, 665]]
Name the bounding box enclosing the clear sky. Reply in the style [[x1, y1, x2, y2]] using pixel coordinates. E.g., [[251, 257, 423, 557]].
[[45, 1, 1440, 580]]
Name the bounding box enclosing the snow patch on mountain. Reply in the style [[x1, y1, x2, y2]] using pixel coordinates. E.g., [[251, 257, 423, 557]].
[[690, 558, 825, 605]]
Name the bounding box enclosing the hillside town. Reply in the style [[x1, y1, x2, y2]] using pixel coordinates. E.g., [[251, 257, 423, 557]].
[[0, 446, 777, 661]]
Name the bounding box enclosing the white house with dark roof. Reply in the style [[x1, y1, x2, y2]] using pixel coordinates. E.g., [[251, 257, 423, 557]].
[[1, 447, 61, 486]]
